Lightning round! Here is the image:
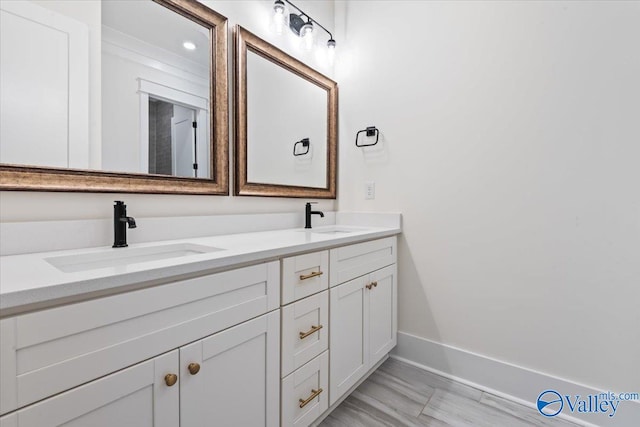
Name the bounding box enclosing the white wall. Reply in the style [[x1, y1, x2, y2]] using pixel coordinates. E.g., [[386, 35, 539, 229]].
[[336, 0, 640, 393], [0, 0, 336, 222]]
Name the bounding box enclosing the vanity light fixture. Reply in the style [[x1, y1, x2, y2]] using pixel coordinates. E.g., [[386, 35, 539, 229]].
[[183, 41, 196, 50], [272, 0, 336, 57]]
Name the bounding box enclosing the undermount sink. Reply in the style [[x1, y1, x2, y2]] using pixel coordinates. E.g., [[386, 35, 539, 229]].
[[46, 243, 223, 273], [305, 226, 362, 235]]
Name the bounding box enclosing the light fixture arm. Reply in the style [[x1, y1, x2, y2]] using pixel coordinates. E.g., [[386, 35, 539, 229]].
[[281, 0, 334, 41]]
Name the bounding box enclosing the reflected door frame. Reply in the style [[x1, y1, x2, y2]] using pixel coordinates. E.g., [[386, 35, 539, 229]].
[[137, 78, 208, 178]]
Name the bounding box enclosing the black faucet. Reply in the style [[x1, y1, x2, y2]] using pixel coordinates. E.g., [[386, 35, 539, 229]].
[[113, 201, 137, 248], [305, 202, 324, 229]]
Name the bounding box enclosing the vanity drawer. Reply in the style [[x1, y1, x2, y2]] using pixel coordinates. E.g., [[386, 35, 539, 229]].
[[281, 351, 329, 427], [329, 236, 397, 287], [282, 250, 329, 305], [281, 291, 328, 377], [0, 261, 279, 415]]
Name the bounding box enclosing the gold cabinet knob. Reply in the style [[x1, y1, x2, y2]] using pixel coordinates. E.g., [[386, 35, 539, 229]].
[[371, 281, 378, 288], [164, 373, 178, 387], [188, 362, 201, 375]]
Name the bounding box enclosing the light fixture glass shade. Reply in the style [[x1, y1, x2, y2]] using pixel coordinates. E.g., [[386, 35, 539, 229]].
[[327, 38, 336, 64], [274, 14, 285, 34], [273, 0, 285, 34], [301, 21, 314, 50], [273, 0, 285, 14]]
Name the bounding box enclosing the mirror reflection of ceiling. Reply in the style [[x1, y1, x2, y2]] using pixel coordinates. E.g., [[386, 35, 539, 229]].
[[101, 0, 208, 66]]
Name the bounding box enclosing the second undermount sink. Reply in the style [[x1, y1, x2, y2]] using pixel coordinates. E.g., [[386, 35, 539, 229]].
[[312, 229, 354, 235], [306, 226, 362, 235], [46, 243, 223, 273]]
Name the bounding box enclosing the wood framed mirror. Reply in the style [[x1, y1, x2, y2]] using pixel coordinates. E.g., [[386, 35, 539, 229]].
[[0, 0, 228, 194], [234, 26, 337, 198]]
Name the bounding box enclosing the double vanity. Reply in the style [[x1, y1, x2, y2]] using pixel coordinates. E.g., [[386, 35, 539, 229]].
[[0, 214, 400, 426]]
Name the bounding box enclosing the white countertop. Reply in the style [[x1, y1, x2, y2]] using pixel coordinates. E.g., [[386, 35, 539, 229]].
[[0, 224, 400, 316]]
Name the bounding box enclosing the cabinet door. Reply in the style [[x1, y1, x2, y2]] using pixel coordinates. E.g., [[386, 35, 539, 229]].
[[179, 311, 280, 427], [368, 265, 397, 366], [0, 350, 178, 427], [329, 275, 369, 406]]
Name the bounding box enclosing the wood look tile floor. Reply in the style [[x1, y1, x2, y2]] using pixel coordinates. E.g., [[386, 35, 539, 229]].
[[318, 358, 581, 427]]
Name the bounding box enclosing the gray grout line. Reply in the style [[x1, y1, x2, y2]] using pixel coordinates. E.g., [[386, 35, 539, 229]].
[[419, 388, 436, 415]]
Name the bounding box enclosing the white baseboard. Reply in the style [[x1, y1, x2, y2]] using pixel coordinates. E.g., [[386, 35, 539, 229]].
[[392, 332, 639, 427]]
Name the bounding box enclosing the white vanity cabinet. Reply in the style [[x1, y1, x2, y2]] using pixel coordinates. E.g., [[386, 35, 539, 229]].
[[328, 237, 397, 406], [0, 232, 400, 427], [0, 262, 280, 427], [0, 312, 280, 427]]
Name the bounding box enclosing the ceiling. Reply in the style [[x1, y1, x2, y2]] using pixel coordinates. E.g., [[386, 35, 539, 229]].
[[101, 0, 209, 66]]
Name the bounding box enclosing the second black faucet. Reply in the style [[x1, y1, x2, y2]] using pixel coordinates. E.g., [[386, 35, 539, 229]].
[[305, 202, 324, 229]]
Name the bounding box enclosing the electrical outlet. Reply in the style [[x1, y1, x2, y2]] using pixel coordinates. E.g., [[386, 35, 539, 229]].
[[365, 181, 375, 200]]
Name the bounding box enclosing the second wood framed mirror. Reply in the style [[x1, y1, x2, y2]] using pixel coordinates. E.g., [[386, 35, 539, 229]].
[[234, 26, 337, 198]]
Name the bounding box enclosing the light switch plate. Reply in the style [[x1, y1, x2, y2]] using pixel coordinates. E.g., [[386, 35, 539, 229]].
[[365, 181, 375, 200]]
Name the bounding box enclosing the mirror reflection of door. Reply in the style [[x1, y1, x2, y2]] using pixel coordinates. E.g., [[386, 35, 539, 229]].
[[0, 1, 89, 169], [172, 104, 197, 177], [148, 98, 200, 178]]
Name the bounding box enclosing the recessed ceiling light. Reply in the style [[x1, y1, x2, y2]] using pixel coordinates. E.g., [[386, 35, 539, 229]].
[[183, 41, 196, 50]]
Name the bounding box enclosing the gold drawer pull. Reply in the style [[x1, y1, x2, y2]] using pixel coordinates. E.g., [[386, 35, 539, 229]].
[[299, 388, 323, 408], [371, 281, 378, 288], [188, 363, 201, 375], [299, 324, 323, 339], [299, 271, 323, 281], [164, 374, 178, 387], [366, 281, 378, 290]]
